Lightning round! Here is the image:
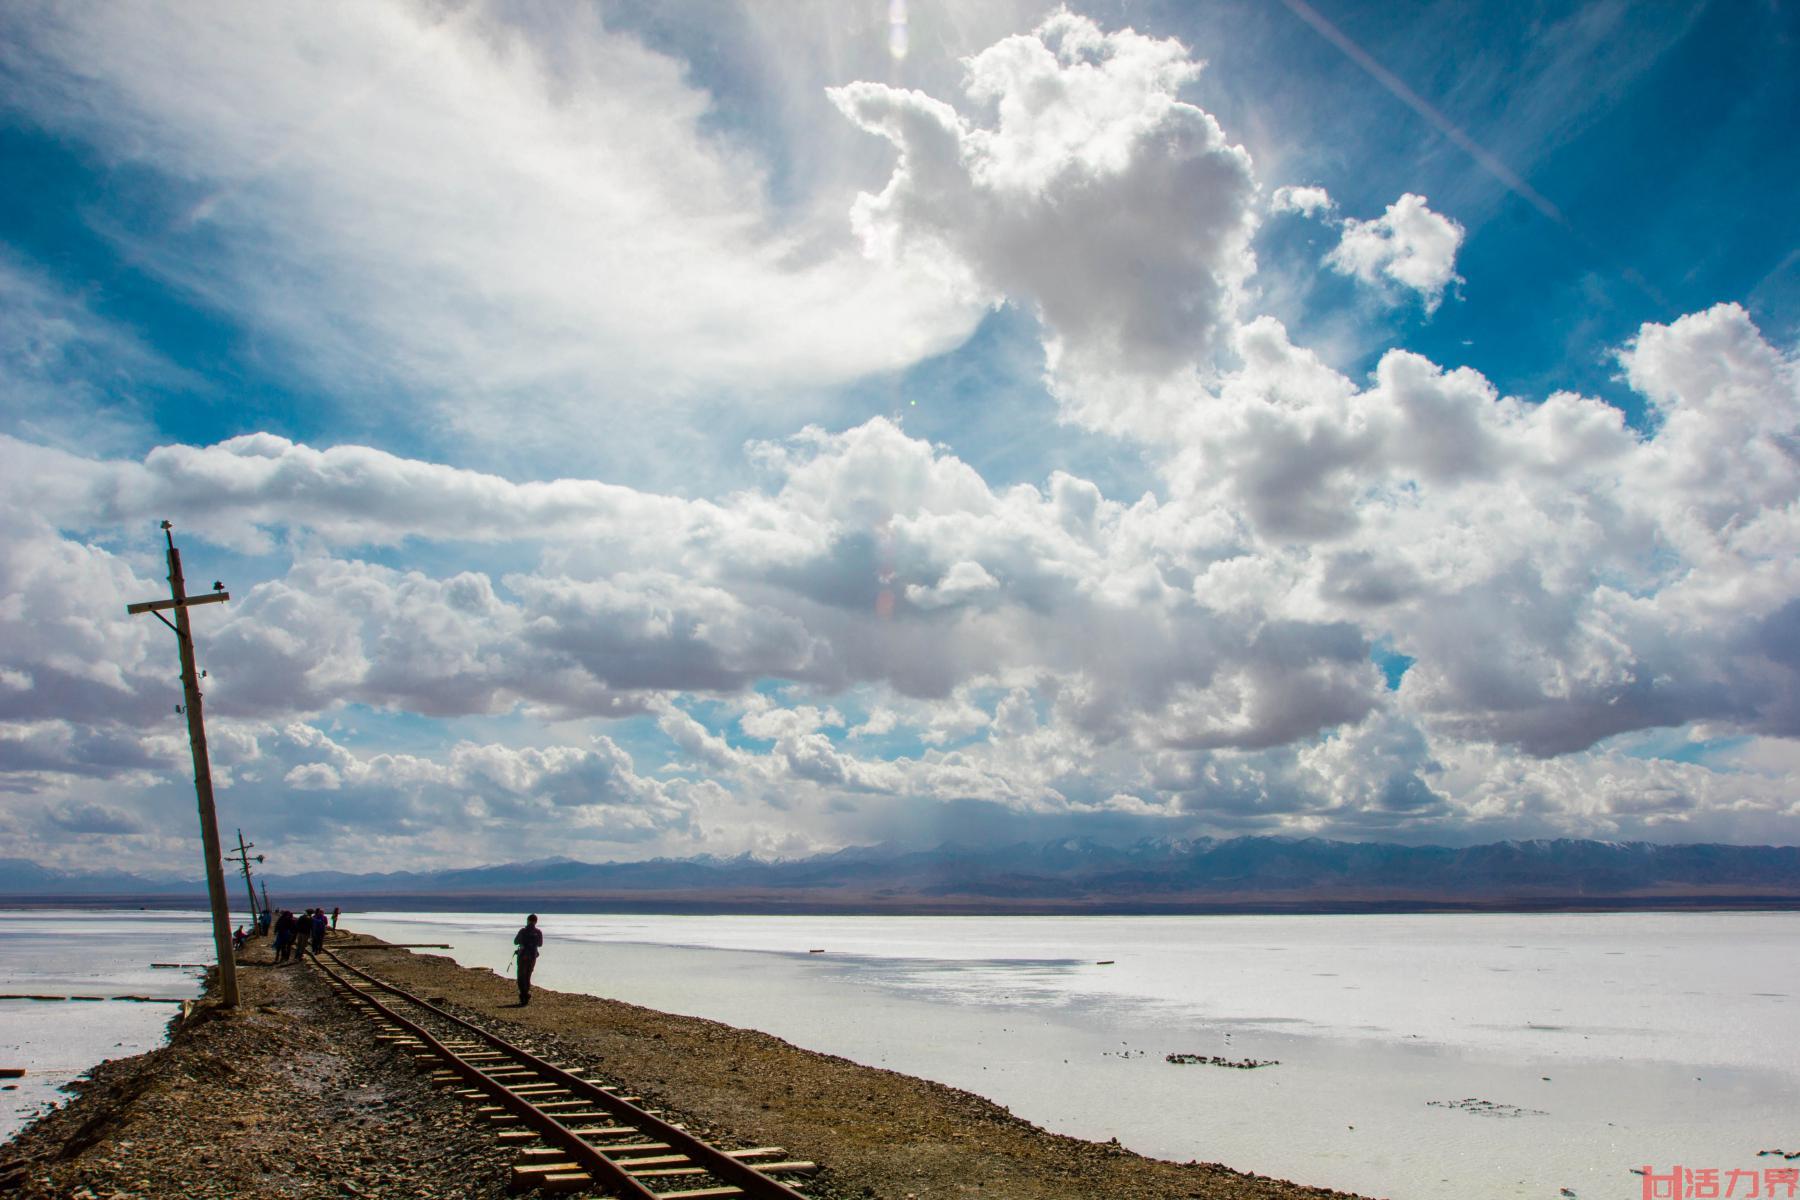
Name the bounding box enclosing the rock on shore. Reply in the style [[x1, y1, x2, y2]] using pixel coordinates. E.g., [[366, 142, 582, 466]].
[[1, 931, 1372, 1199]]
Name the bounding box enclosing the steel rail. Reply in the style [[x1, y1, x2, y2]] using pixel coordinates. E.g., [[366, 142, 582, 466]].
[[312, 950, 664, 1199], [316, 946, 810, 1199]]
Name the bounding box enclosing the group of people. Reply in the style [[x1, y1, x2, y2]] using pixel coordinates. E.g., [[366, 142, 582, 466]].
[[271, 905, 339, 962], [232, 906, 542, 1003], [240, 908, 541, 1004]]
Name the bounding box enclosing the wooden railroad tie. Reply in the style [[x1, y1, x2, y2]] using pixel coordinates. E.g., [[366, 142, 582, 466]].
[[521, 1178, 795, 1198], [516, 1142, 676, 1158], [511, 1148, 816, 1185], [480, 1107, 660, 1124], [497, 1124, 649, 1141]]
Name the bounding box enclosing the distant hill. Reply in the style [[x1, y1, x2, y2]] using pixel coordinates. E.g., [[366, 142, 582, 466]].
[[6, 837, 1800, 912], [0, 857, 201, 899]]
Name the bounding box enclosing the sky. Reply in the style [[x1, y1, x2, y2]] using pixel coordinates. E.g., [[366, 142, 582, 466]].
[[1, 0, 1797, 876]]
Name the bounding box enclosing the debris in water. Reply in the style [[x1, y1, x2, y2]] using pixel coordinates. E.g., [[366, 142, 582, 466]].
[[1426, 1097, 1547, 1118], [1165, 1053, 1278, 1069]]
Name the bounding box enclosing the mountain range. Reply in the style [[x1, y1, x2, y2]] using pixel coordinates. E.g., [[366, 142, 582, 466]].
[[6, 836, 1800, 912]]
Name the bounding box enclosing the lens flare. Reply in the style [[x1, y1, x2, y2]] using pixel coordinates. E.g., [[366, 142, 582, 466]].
[[887, 0, 909, 61]]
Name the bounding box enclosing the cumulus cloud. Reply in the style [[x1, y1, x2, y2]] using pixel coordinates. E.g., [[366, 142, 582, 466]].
[[0, 518, 175, 736], [848, 709, 900, 739], [831, 9, 1258, 428], [905, 560, 1000, 609], [45, 800, 143, 835], [6, 301, 1795, 794], [1271, 184, 1334, 216], [1144, 714, 1800, 844], [738, 699, 844, 743], [0, 419, 1395, 791], [16, 700, 742, 870], [230, 723, 695, 866], [1177, 305, 1793, 763], [1326, 193, 1465, 310]]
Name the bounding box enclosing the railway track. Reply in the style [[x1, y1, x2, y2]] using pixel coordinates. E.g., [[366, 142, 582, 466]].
[[311, 947, 817, 1198]]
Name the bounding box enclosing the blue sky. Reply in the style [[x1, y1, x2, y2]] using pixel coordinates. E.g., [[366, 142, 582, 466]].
[[1, 0, 1796, 874]]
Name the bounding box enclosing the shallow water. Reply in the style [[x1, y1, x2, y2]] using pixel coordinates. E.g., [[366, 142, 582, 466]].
[[0, 909, 216, 1140], [354, 910, 1800, 1200]]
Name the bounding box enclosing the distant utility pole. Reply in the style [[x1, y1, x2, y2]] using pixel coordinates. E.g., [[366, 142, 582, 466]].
[[126, 521, 239, 1008], [226, 829, 263, 931]]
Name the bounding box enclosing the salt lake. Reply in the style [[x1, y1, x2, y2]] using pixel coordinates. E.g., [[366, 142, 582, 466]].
[[0, 909, 215, 1140], [354, 910, 1800, 1200], [4, 908, 1795, 1199]]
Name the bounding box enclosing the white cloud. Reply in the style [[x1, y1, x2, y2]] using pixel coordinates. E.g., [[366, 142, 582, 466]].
[[831, 10, 1259, 433], [231, 723, 696, 866], [738, 699, 845, 742], [0, 518, 172, 733], [1271, 184, 1334, 216], [1622, 302, 1800, 552], [1326, 193, 1465, 311], [655, 703, 748, 772], [905, 559, 1000, 609], [7, 299, 1794, 786], [0, 2, 984, 461], [848, 708, 900, 739], [2, 6, 1797, 866]]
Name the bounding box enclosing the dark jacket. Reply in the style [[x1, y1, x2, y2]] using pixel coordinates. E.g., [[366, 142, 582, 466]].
[[514, 925, 543, 960]]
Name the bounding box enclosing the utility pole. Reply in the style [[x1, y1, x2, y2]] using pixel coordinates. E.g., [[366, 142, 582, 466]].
[[126, 521, 239, 1008], [226, 829, 263, 932]]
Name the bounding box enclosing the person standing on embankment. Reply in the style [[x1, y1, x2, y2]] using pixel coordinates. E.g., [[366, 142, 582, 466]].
[[272, 909, 295, 962], [512, 914, 542, 1006]]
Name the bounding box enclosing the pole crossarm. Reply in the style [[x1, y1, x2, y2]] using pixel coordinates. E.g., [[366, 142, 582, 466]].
[[126, 591, 229, 616]]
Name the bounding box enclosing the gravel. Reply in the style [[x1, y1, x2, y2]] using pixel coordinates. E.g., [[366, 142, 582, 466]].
[[0, 939, 513, 1199]]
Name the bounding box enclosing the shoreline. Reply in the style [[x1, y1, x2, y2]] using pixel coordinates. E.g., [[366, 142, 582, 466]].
[[7, 893, 1800, 915], [1, 930, 1375, 1199]]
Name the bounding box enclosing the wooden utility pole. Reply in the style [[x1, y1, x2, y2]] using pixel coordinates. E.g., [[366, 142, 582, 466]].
[[126, 521, 239, 1008], [226, 829, 263, 931]]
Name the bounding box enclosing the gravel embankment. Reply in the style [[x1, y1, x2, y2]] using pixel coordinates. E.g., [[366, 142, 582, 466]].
[[0, 937, 515, 1199], [1, 930, 1375, 1199]]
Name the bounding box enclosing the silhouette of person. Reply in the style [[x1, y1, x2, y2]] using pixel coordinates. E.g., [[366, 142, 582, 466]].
[[273, 909, 296, 962], [513, 914, 543, 1006]]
